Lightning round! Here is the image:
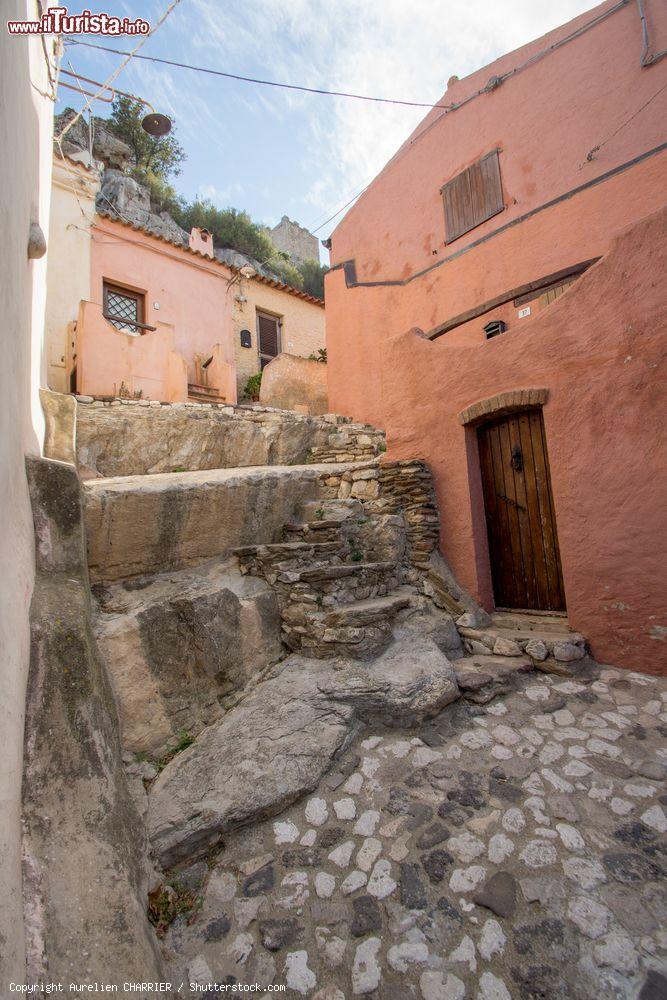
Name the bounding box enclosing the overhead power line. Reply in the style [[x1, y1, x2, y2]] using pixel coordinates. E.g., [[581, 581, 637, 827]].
[[64, 38, 452, 109], [56, 0, 181, 141]]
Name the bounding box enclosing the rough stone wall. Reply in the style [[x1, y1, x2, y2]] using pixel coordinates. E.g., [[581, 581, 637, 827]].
[[73, 395, 385, 478], [269, 215, 319, 266], [23, 457, 167, 989]]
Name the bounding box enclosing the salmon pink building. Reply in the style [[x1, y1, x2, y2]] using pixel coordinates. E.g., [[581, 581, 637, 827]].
[[45, 155, 326, 407], [325, 0, 667, 673]]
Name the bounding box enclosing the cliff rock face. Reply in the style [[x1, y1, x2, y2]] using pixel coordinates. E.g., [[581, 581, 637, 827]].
[[96, 168, 189, 244], [55, 107, 133, 171], [22, 457, 169, 990]]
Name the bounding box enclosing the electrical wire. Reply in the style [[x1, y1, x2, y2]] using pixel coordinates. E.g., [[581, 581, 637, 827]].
[[583, 82, 667, 163], [64, 39, 454, 109], [56, 0, 181, 142]]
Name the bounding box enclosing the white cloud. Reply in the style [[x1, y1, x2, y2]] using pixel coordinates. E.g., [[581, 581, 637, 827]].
[[185, 0, 597, 233], [110, 0, 598, 233]]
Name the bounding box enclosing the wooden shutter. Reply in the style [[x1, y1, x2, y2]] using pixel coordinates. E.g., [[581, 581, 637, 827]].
[[442, 149, 504, 244], [257, 312, 280, 362]]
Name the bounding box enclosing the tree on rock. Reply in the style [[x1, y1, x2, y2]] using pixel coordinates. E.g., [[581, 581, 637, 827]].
[[108, 95, 186, 180]]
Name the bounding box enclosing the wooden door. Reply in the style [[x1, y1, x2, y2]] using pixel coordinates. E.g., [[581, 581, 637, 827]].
[[477, 409, 566, 611]]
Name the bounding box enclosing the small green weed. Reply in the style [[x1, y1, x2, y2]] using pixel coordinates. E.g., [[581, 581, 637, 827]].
[[148, 882, 200, 937]]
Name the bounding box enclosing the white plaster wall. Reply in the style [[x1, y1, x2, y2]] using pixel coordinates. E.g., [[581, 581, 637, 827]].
[[46, 154, 99, 392], [0, 0, 54, 985]]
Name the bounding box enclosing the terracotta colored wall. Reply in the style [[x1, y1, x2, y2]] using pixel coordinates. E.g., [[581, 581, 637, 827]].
[[90, 218, 237, 400], [387, 211, 666, 673], [76, 300, 188, 402], [325, 1, 667, 672], [327, 0, 667, 428]]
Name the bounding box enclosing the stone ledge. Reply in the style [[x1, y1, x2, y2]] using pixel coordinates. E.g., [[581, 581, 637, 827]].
[[458, 388, 549, 426]]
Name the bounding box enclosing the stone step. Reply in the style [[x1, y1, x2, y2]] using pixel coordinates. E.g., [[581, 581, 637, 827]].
[[320, 591, 413, 627], [454, 653, 533, 703], [83, 461, 369, 583], [458, 621, 586, 662], [492, 610, 573, 634], [234, 540, 342, 560], [295, 560, 396, 584], [283, 588, 413, 659]]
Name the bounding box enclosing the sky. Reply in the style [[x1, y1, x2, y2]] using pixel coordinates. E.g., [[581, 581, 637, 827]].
[[56, 0, 600, 258]]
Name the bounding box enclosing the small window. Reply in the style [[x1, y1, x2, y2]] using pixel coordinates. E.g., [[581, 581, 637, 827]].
[[257, 310, 281, 368], [441, 149, 504, 244], [103, 281, 145, 334]]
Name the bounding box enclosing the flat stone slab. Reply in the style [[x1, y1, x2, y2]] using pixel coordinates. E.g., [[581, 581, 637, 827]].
[[148, 635, 459, 866], [84, 462, 367, 582]]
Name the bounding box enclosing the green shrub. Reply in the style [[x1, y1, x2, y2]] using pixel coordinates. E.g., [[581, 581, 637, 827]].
[[244, 372, 263, 399]]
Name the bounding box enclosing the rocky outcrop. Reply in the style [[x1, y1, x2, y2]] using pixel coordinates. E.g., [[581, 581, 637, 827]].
[[83, 463, 357, 583], [55, 107, 133, 170], [94, 557, 283, 755], [23, 458, 167, 988], [147, 635, 460, 867], [74, 396, 386, 478], [96, 169, 189, 244]]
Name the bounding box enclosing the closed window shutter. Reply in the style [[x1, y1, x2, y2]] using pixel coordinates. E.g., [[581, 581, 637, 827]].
[[442, 149, 504, 243], [258, 314, 279, 357]]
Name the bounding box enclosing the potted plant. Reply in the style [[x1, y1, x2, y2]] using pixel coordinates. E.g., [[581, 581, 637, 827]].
[[244, 371, 262, 402]]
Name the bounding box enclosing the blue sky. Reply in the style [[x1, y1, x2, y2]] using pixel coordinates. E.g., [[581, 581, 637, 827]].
[[56, 0, 598, 258]]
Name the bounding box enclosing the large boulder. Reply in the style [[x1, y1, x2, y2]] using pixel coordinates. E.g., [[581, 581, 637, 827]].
[[320, 634, 459, 726], [96, 560, 283, 755], [147, 659, 355, 867], [75, 402, 339, 478], [147, 635, 459, 867], [94, 557, 283, 755]]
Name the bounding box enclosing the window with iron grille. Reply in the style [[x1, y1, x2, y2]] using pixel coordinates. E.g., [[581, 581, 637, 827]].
[[441, 149, 504, 244], [103, 281, 145, 334]]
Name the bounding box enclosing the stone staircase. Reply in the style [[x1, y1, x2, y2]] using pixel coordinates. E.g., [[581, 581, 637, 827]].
[[234, 499, 413, 658], [43, 390, 591, 743]]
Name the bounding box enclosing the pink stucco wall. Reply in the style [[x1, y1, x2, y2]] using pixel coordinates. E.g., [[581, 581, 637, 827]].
[[325, 1, 667, 672], [87, 217, 237, 402]]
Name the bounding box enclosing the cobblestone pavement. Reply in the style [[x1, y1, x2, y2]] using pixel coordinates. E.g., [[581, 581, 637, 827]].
[[164, 661, 667, 999]]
